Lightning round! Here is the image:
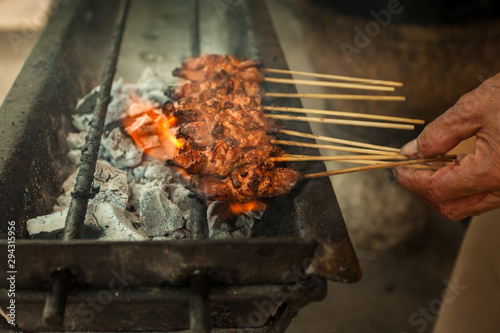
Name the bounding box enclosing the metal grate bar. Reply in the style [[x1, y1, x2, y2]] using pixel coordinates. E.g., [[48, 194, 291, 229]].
[[191, 0, 201, 57], [63, 0, 131, 241], [41, 0, 131, 328]]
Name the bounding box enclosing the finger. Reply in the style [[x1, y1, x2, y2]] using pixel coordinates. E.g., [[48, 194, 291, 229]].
[[394, 159, 493, 203], [401, 101, 479, 158], [427, 191, 500, 221], [394, 166, 439, 198], [400, 76, 500, 158]]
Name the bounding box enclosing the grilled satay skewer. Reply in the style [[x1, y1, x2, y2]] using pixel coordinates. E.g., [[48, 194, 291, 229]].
[[165, 54, 412, 203]]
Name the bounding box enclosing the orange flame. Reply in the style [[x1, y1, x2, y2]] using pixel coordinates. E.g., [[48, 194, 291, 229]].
[[123, 95, 184, 160], [229, 200, 267, 216]]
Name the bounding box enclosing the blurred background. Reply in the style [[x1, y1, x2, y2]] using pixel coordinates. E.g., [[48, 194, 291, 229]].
[[2, 0, 499, 332]]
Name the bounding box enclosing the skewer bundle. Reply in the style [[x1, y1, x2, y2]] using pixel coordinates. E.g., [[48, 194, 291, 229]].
[[163, 54, 452, 203]]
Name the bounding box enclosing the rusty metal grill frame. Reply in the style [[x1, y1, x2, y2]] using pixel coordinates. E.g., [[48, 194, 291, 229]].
[[0, 0, 361, 332]]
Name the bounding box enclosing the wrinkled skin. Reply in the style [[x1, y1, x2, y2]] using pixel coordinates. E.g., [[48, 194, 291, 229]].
[[394, 73, 500, 221]]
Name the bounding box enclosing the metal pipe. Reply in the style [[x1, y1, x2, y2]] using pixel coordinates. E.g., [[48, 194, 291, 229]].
[[189, 269, 210, 333], [41, 0, 130, 328], [41, 268, 72, 327], [190, 193, 209, 240], [63, 0, 130, 240], [191, 0, 200, 57]]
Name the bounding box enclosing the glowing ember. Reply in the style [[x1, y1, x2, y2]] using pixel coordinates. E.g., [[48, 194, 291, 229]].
[[123, 95, 183, 160], [229, 200, 267, 216]]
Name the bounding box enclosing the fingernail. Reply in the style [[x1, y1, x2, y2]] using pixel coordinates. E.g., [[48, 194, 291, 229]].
[[401, 139, 418, 157]]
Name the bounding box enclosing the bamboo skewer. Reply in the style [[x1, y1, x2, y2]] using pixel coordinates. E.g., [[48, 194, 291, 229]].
[[305, 156, 457, 179], [278, 129, 401, 153], [265, 68, 403, 87], [271, 140, 405, 156], [272, 155, 445, 170], [266, 114, 415, 130], [332, 160, 442, 170], [266, 92, 406, 102], [271, 154, 408, 162], [264, 77, 395, 92], [264, 106, 425, 125]]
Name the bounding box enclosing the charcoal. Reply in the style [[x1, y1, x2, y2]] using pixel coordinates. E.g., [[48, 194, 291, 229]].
[[127, 180, 144, 212], [166, 184, 192, 228], [27, 210, 67, 239], [100, 127, 143, 169], [105, 93, 130, 125], [145, 90, 169, 106], [206, 202, 256, 239], [133, 165, 146, 182], [207, 201, 234, 239], [75, 86, 99, 115], [67, 149, 81, 167], [66, 131, 87, 150], [124, 114, 162, 151], [53, 169, 78, 211], [27, 204, 147, 241], [54, 161, 129, 212], [144, 160, 174, 183], [137, 68, 169, 106], [50, 69, 259, 242], [126, 99, 156, 118], [91, 160, 129, 210], [166, 228, 189, 240], [71, 113, 93, 132], [208, 221, 232, 239], [232, 215, 255, 238], [151, 229, 188, 241], [139, 186, 183, 237], [166, 184, 191, 212], [84, 203, 148, 241], [126, 168, 135, 184]]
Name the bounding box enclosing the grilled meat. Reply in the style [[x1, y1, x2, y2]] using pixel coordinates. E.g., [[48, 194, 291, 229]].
[[173, 54, 264, 83], [193, 164, 303, 203], [168, 141, 282, 178], [166, 54, 302, 202]]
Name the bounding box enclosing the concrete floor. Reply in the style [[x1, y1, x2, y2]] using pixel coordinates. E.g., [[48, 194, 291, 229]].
[[0, 1, 482, 332]]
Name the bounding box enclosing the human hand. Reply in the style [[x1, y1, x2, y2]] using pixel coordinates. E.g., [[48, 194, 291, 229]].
[[394, 73, 500, 221]]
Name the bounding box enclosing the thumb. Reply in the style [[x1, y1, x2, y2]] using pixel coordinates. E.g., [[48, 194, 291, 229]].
[[401, 91, 483, 158]]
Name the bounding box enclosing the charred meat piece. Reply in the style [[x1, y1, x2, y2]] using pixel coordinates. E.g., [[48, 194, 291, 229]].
[[168, 141, 283, 178], [174, 54, 264, 83], [176, 121, 213, 147], [194, 164, 303, 203]]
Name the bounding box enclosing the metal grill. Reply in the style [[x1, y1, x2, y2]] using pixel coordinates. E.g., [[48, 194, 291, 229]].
[[0, 0, 361, 332]]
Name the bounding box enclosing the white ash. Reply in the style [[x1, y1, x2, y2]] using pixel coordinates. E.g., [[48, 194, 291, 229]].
[[67, 149, 81, 166], [105, 67, 168, 125], [53, 161, 129, 212], [29, 68, 260, 241], [27, 203, 147, 241], [91, 160, 129, 210], [166, 183, 192, 216], [85, 203, 148, 241], [71, 113, 93, 132], [99, 127, 143, 169], [53, 169, 77, 212], [139, 186, 184, 237], [66, 132, 87, 150], [75, 86, 99, 114]]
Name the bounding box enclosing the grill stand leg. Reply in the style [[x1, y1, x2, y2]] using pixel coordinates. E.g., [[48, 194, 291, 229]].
[[41, 268, 72, 327], [190, 270, 210, 333]]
